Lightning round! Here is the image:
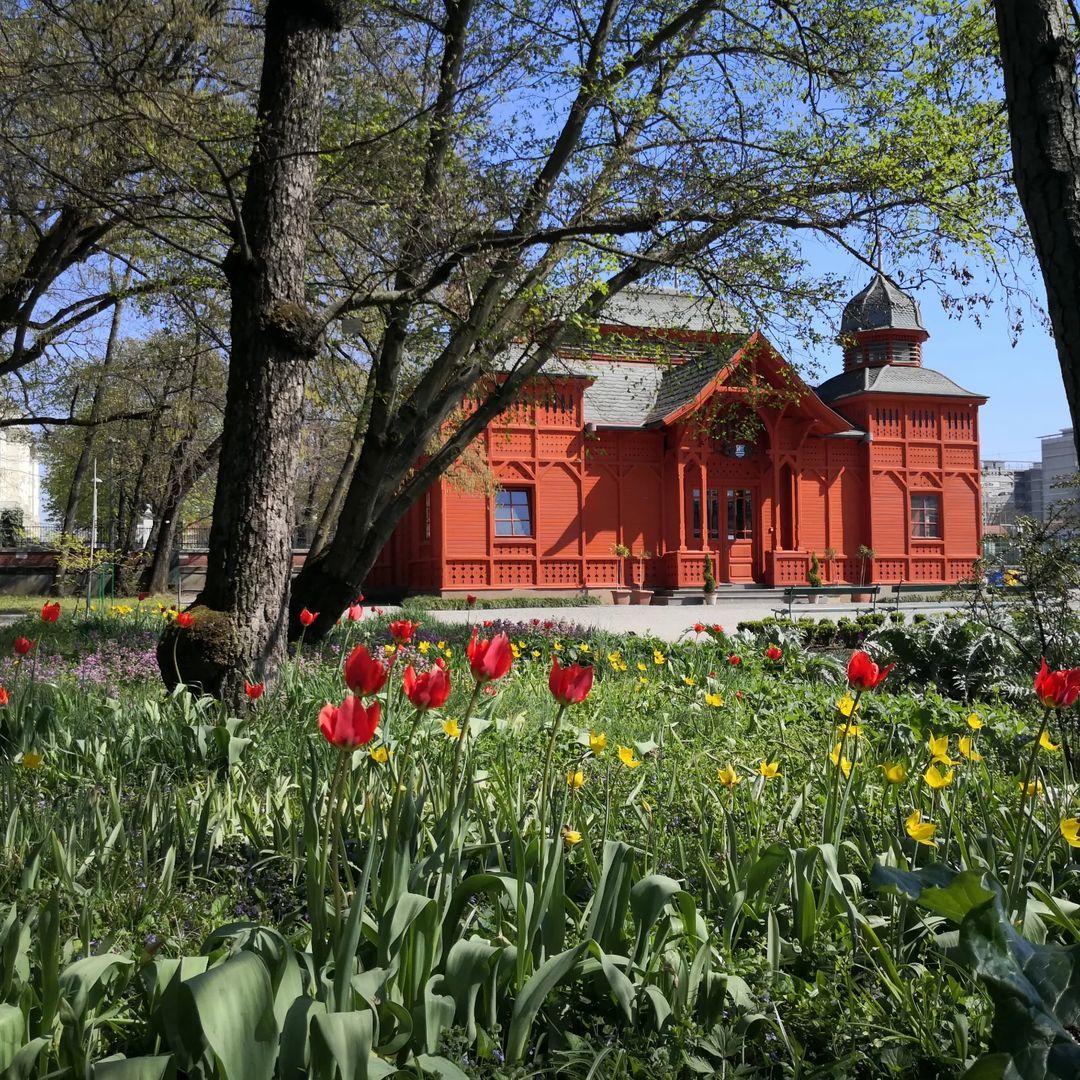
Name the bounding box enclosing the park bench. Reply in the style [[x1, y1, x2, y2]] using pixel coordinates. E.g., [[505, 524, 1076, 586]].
[[775, 585, 881, 618]]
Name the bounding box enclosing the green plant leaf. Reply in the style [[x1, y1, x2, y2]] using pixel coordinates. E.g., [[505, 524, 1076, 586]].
[[309, 1009, 377, 1080], [505, 941, 588, 1064], [0, 1002, 24, 1072], [629, 875, 681, 966], [167, 950, 278, 1080], [91, 1054, 173, 1079]]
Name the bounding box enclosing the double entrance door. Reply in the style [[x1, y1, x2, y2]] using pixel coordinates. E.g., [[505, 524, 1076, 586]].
[[691, 483, 758, 582]]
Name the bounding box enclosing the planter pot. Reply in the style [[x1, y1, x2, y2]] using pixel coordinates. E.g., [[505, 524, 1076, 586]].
[[630, 589, 654, 606], [703, 592, 717, 606], [611, 588, 632, 605], [850, 592, 871, 603], [808, 592, 824, 605]]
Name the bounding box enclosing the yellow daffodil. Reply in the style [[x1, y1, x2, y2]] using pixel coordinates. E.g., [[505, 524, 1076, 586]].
[[617, 745, 641, 769], [567, 769, 586, 790], [705, 692, 724, 708], [553, 642, 563, 652], [717, 764, 741, 788], [923, 764, 954, 789], [18, 751, 42, 769], [532, 649, 540, 658], [436, 641, 446, 650], [578, 642, 590, 653], [966, 713, 983, 730], [384, 644, 397, 655], [653, 650, 666, 665], [1020, 778, 1045, 797], [835, 722, 863, 739], [758, 759, 780, 779], [561, 827, 582, 845], [418, 640, 431, 654], [905, 809, 937, 846], [443, 718, 462, 739], [1040, 730, 1060, 752], [881, 762, 906, 784], [636, 662, 647, 671], [1061, 819, 1080, 848], [511, 644, 521, 659], [588, 731, 607, 756], [958, 736, 983, 762], [369, 746, 390, 765], [837, 694, 858, 718], [683, 676, 696, 687], [443, 648, 453, 658], [638, 676, 649, 686], [517, 640, 526, 649]]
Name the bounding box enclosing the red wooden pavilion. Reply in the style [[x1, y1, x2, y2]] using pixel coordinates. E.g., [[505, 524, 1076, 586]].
[[370, 275, 986, 596]]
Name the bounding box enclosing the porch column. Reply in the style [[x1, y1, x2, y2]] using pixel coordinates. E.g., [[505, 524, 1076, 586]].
[[676, 459, 686, 549]]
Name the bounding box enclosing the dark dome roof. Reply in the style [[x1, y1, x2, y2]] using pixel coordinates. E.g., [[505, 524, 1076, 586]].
[[841, 273, 925, 333]]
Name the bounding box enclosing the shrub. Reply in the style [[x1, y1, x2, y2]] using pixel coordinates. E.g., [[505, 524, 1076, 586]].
[[402, 594, 602, 611]]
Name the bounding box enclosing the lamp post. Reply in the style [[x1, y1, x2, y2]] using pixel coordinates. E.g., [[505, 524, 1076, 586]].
[[87, 460, 103, 615]]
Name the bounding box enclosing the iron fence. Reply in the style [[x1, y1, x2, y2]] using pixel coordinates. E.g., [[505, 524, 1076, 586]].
[[0, 524, 319, 551]]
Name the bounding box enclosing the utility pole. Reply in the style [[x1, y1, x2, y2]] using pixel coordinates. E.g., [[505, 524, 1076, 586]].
[[87, 460, 102, 615]]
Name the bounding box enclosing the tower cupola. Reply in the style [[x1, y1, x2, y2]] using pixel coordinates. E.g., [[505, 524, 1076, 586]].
[[840, 273, 929, 372]]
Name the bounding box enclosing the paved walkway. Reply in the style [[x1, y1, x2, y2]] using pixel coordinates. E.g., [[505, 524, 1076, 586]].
[[424, 597, 966, 642]]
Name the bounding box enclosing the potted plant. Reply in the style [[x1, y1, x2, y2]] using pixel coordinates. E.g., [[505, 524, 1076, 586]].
[[630, 548, 653, 605], [703, 553, 717, 605], [853, 545, 875, 602], [807, 550, 823, 601], [611, 543, 632, 604]]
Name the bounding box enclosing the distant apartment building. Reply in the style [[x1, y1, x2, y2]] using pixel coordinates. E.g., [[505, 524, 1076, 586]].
[[1041, 427, 1079, 518], [981, 460, 1030, 527], [0, 431, 39, 533]]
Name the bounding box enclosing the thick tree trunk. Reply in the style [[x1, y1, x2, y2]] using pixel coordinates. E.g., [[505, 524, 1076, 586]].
[[163, 0, 344, 698], [143, 506, 180, 596], [994, 0, 1080, 459]]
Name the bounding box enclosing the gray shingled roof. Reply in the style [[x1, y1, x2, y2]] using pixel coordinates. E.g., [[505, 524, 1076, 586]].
[[598, 287, 746, 334], [841, 274, 925, 333], [816, 363, 982, 404]]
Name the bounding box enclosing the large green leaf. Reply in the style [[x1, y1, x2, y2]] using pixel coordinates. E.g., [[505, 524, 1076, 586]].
[[504, 941, 589, 1064], [629, 875, 681, 966], [59, 953, 134, 1020], [584, 841, 634, 954], [309, 1009, 381, 1080], [0, 1002, 24, 1072], [443, 936, 504, 1040], [870, 863, 996, 923], [166, 950, 278, 1080], [92, 1054, 173, 1079], [959, 897, 1080, 1079]]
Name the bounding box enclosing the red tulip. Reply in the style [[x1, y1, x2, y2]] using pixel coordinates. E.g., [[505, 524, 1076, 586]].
[[847, 650, 895, 691], [549, 657, 594, 705], [403, 663, 452, 711], [482, 619, 494, 628], [765, 646, 782, 662], [176, 612, 195, 630], [347, 603, 363, 621], [318, 696, 380, 749], [389, 619, 419, 644], [693, 623, 705, 634], [467, 628, 513, 683], [712, 624, 723, 633], [13, 637, 33, 656], [1034, 658, 1080, 709], [344, 644, 389, 697], [299, 608, 317, 627], [728, 654, 742, 666], [0, 687, 9, 705], [542, 620, 554, 631], [137, 592, 149, 602], [40, 602, 60, 623], [466, 594, 477, 606], [245, 681, 265, 701]]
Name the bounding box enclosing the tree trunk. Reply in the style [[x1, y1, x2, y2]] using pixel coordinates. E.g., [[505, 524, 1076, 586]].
[[994, 0, 1080, 459], [52, 281, 127, 595], [163, 0, 344, 698], [143, 505, 180, 596]]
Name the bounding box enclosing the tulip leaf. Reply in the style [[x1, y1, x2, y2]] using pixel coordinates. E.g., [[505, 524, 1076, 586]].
[[309, 1009, 385, 1080], [59, 953, 134, 1020], [91, 1054, 173, 1079], [870, 862, 996, 923], [585, 841, 634, 953], [629, 875, 682, 966], [0, 1003, 23, 1072], [505, 941, 589, 1064], [414, 1053, 473, 1080], [584, 941, 635, 1023], [166, 950, 278, 1080]]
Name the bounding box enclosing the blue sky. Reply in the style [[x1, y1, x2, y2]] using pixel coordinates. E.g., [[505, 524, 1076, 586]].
[[789, 239, 1072, 463]]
